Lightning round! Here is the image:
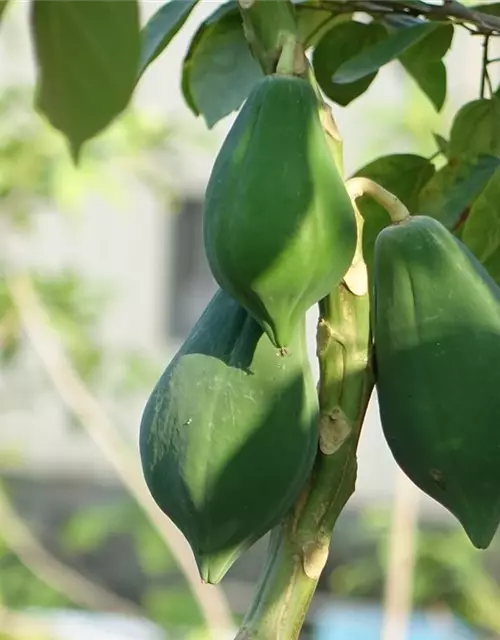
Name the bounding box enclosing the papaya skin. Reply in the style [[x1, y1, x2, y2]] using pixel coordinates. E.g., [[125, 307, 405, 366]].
[[139, 289, 319, 584], [373, 215, 500, 548], [203, 74, 357, 350]]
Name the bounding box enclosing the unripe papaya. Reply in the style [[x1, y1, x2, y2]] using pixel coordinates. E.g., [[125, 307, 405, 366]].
[[373, 215, 500, 548], [203, 74, 357, 350], [139, 289, 319, 584]]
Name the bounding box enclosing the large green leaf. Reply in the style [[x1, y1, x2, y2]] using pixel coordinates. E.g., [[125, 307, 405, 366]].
[[332, 22, 439, 84], [295, 5, 343, 47], [180, 0, 342, 127], [139, 0, 199, 75], [417, 155, 500, 230], [32, 0, 140, 159], [312, 20, 387, 107], [181, 7, 262, 127], [448, 98, 500, 161], [462, 168, 500, 283], [352, 154, 435, 273], [399, 25, 454, 111]]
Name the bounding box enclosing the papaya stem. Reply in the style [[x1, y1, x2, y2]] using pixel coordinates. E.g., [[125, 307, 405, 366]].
[[238, 0, 302, 75], [236, 284, 374, 639], [276, 33, 308, 77], [346, 177, 410, 223]]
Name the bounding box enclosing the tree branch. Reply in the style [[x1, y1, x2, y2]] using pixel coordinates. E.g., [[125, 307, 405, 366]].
[[310, 0, 500, 36], [6, 272, 233, 639]]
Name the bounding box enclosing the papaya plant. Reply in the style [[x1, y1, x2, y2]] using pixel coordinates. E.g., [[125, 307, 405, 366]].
[[5, 0, 500, 638]]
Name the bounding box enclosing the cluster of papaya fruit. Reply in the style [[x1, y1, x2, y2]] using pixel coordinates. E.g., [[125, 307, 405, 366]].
[[139, 72, 359, 584], [139, 65, 500, 586]]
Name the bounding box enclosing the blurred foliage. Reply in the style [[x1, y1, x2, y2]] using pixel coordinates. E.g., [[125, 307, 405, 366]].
[[0, 78, 207, 637], [59, 501, 177, 578], [0, 497, 206, 634], [329, 508, 500, 638], [0, 84, 175, 385], [0, 85, 175, 223], [0, 535, 70, 610], [0, 272, 106, 377]]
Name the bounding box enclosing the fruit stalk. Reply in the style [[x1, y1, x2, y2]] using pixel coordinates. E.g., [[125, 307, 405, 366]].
[[346, 177, 410, 223], [236, 279, 374, 639]]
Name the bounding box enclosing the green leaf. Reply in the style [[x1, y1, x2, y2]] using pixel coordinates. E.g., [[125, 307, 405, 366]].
[[433, 133, 449, 157], [399, 25, 454, 111], [312, 21, 387, 107], [332, 22, 439, 85], [417, 155, 500, 230], [448, 98, 500, 161], [352, 154, 435, 273], [179, 0, 341, 127], [139, 0, 198, 74], [32, 0, 141, 159], [462, 168, 500, 283], [295, 6, 342, 47], [182, 7, 262, 127]]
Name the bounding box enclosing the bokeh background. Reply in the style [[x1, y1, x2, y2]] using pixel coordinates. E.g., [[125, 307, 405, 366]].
[[1, 1, 500, 638]]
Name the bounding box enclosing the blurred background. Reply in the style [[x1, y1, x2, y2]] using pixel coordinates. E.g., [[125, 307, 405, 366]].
[[1, 1, 500, 638]]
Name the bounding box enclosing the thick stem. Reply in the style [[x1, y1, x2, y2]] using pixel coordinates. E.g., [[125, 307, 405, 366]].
[[346, 177, 410, 223], [237, 282, 374, 639], [237, 0, 306, 76], [234, 520, 318, 640]]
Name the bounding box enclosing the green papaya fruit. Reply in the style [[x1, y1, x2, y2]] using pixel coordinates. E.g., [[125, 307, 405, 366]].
[[139, 289, 319, 584], [203, 74, 357, 350], [373, 215, 500, 548]]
